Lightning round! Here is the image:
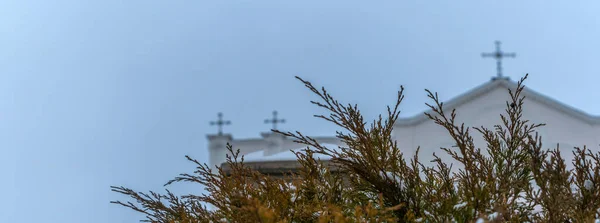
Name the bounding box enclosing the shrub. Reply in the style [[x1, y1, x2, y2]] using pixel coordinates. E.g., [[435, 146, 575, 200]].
[[112, 75, 600, 222]]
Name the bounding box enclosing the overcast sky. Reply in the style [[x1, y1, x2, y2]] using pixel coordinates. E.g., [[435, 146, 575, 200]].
[[1, 1, 599, 222]]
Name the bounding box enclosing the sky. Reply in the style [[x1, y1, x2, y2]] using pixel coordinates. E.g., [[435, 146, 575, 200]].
[[1, 1, 599, 222]]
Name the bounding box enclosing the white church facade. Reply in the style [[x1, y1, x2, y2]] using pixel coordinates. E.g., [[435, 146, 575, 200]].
[[207, 76, 600, 171], [208, 41, 600, 171]]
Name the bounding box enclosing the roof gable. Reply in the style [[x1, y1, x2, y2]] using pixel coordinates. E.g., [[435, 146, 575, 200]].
[[395, 78, 600, 126]]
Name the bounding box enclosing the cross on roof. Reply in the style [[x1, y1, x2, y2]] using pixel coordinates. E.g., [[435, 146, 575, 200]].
[[210, 112, 231, 135], [482, 41, 516, 79], [264, 110, 285, 130]]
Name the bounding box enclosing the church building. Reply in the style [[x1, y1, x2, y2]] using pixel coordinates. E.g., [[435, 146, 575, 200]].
[[207, 42, 600, 175]]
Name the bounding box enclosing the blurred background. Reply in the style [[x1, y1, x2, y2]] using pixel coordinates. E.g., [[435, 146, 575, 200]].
[[1, 1, 598, 222]]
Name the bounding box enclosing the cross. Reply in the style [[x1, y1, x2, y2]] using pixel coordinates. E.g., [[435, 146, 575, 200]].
[[210, 112, 231, 135], [482, 41, 516, 79], [264, 111, 285, 130]]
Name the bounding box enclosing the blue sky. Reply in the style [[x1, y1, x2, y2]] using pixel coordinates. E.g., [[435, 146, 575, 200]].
[[1, 1, 599, 222]]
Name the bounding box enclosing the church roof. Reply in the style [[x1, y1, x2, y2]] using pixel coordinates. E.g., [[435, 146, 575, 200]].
[[242, 144, 342, 162], [395, 77, 600, 126]]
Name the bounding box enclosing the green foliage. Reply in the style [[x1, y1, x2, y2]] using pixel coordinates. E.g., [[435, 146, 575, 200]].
[[112, 75, 600, 222]]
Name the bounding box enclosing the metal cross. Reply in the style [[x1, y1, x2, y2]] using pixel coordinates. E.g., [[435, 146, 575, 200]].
[[482, 41, 516, 79], [264, 111, 285, 130], [210, 112, 231, 135]]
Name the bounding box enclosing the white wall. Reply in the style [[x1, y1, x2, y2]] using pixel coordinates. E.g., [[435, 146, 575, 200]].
[[393, 86, 600, 170], [207, 132, 344, 168]]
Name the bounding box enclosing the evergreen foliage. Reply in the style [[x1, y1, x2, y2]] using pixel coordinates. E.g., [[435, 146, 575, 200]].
[[112, 75, 600, 222]]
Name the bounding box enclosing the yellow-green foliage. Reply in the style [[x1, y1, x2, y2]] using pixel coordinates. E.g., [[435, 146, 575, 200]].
[[112, 75, 600, 222]]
